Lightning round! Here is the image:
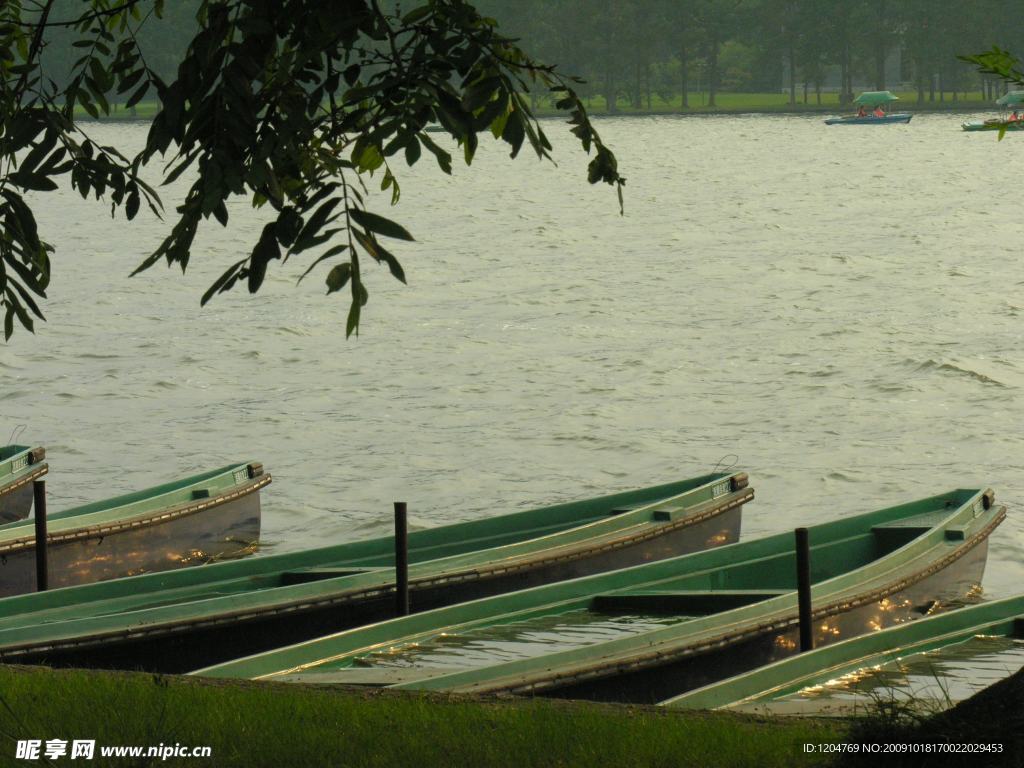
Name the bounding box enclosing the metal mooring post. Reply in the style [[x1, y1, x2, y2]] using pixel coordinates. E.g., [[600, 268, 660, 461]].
[[394, 501, 410, 616], [795, 527, 813, 652], [33, 480, 48, 591]]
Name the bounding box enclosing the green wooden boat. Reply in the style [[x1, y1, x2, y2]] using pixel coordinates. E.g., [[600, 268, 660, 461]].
[[663, 593, 1024, 713], [195, 488, 1004, 705], [0, 471, 751, 672], [0, 446, 48, 524], [0, 462, 268, 597]]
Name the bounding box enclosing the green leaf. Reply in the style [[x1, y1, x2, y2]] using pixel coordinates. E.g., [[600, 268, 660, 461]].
[[404, 137, 422, 166], [325, 262, 352, 294], [502, 112, 525, 158], [299, 245, 348, 284], [402, 5, 432, 23], [125, 80, 150, 109], [418, 133, 452, 174], [345, 292, 361, 338], [373, 241, 406, 284], [126, 188, 140, 220], [247, 222, 281, 293], [349, 208, 414, 241], [293, 198, 341, 252], [12, 173, 59, 192], [201, 259, 246, 306]]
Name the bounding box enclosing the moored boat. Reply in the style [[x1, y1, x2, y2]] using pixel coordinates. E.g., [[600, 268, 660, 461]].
[[962, 90, 1024, 132], [0, 462, 268, 597], [0, 446, 47, 523], [0, 471, 751, 671], [825, 91, 911, 125], [194, 488, 1004, 705], [663, 592, 1024, 713]]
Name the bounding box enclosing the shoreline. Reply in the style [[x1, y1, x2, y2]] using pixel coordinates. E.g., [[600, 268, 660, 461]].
[[0, 664, 843, 767], [78, 98, 1000, 124]]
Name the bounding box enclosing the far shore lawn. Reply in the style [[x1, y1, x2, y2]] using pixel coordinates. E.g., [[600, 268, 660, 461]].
[[0, 664, 844, 767], [85, 90, 997, 123]]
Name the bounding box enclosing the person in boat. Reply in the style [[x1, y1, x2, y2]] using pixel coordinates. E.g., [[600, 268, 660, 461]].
[[873, 105, 885, 117], [1011, 110, 1020, 121], [857, 105, 867, 117]]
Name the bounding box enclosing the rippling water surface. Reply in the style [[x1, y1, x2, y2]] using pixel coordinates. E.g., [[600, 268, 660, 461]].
[[2, 113, 1022, 597]]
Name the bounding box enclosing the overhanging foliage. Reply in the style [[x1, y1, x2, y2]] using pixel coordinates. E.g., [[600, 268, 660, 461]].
[[0, 0, 624, 339]]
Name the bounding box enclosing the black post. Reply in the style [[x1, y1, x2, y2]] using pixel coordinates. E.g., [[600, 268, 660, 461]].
[[33, 480, 48, 592], [394, 501, 409, 617], [795, 527, 812, 652]]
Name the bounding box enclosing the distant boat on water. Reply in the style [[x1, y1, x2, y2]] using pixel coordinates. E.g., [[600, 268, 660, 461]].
[[962, 90, 1024, 132], [825, 91, 912, 125]]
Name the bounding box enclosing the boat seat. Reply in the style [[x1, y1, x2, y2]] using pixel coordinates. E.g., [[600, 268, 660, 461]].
[[651, 504, 695, 522], [591, 589, 790, 615], [608, 503, 649, 516], [872, 511, 953, 549], [279, 568, 378, 586]]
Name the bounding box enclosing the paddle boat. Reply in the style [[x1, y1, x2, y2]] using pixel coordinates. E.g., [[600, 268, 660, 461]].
[[0, 471, 751, 671], [825, 91, 912, 125], [962, 90, 1024, 132], [195, 488, 1004, 705], [0, 462, 268, 596], [0, 446, 47, 523]]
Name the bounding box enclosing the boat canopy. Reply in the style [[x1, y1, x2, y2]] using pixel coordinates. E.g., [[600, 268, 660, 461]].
[[854, 91, 900, 106], [996, 90, 1024, 106]]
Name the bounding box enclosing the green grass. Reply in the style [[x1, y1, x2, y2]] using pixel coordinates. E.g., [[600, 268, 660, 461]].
[[0, 665, 845, 767], [78, 90, 999, 123], [531, 90, 995, 116]]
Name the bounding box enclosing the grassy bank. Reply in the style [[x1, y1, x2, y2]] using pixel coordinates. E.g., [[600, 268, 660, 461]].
[[0, 665, 844, 767]]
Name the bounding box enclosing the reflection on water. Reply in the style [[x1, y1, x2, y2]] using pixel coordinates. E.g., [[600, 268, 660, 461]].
[[2, 114, 1023, 602], [351, 611, 691, 671], [780, 635, 1024, 709]]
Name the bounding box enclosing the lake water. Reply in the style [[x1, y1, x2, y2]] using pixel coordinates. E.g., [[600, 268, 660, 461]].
[[2, 112, 1022, 598]]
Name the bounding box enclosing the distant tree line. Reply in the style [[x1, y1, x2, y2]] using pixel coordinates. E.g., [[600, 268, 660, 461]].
[[471, 0, 1024, 109], [29, 1, 1024, 113]]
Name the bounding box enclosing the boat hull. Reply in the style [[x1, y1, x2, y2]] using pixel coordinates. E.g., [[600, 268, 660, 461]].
[[8, 494, 745, 672], [0, 483, 35, 525], [824, 113, 912, 125], [962, 120, 1024, 132], [0, 489, 262, 597], [0, 447, 47, 524], [0, 463, 268, 597]]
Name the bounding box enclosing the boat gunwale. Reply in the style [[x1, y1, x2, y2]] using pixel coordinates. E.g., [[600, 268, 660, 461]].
[[0, 464, 49, 499], [0, 485, 751, 658], [0, 472, 270, 556]]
